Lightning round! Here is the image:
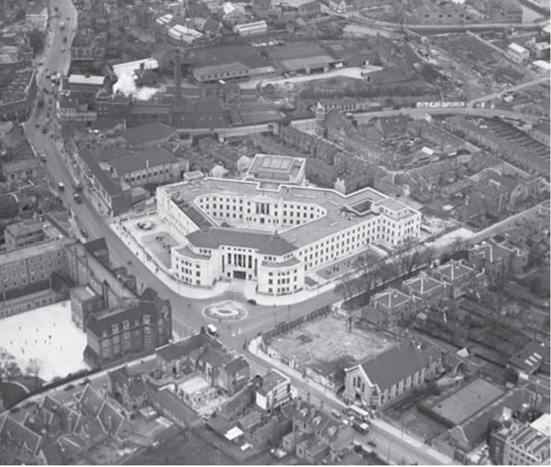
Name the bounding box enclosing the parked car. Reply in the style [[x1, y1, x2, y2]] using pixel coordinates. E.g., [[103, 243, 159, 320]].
[[247, 299, 257, 305], [64, 384, 74, 391]]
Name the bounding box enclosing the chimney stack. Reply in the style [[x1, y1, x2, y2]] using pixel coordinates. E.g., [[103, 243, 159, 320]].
[[174, 48, 181, 106], [102, 280, 109, 310]]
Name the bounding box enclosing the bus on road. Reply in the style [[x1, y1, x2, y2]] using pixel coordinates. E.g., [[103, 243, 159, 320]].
[[347, 405, 371, 422]]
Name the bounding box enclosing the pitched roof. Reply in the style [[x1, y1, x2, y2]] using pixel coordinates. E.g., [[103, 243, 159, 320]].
[[108, 366, 131, 388], [509, 341, 547, 374], [186, 228, 297, 255], [97, 401, 125, 436], [199, 346, 230, 368], [372, 287, 411, 309], [42, 440, 72, 464], [451, 388, 531, 448], [435, 260, 473, 282], [86, 301, 159, 336], [78, 385, 104, 419], [151, 388, 199, 424], [258, 231, 297, 255], [109, 147, 179, 175], [0, 415, 42, 456], [358, 338, 442, 391], [223, 355, 249, 375], [41, 395, 80, 433], [403, 273, 443, 295], [156, 334, 212, 361]]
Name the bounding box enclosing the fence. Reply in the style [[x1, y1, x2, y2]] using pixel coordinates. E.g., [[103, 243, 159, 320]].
[[261, 304, 332, 343]]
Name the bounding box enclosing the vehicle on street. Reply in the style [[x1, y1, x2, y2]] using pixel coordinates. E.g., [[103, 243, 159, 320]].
[[247, 299, 257, 305], [347, 404, 371, 422], [64, 384, 74, 391], [351, 420, 370, 434], [80, 228, 88, 238], [73, 193, 82, 203], [206, 324, 219, 338], [72, 178, 83, 193], [57, 182, 65, 191]]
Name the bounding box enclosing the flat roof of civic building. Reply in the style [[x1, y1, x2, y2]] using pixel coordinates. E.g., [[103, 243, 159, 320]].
[[160, 177, 417, 248], [430, 378, 505, 426]]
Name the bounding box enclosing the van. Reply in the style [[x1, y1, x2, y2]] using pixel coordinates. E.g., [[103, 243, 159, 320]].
[[206, 324, 218, 337]]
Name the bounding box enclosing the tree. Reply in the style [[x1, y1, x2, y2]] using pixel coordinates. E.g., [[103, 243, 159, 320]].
[[28, 29, 45, 57], [0, 353, 22, 383], [335, 275, 362, 332], [353, 250, 381, 294], [393, 237, 424, 276], [26, 359, 42, 380]]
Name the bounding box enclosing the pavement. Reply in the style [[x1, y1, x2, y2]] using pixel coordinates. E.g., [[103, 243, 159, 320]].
[[247, 337, 458, 465]]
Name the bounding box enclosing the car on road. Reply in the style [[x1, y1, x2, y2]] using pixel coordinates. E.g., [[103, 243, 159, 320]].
[[64, 384, 74, 391], [73, 193, 82, 203], [352, 421, 370, 434], [247, 299, 257, 305], [80, 228, 89, 239], [206, 324, 219, 338], [57, 182, 65, 191]]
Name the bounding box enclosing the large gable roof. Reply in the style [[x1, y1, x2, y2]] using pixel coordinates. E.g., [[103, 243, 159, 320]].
[[120, 122, 176, 146], [186, 228, 297, 255], [359, 338, 442, 391]]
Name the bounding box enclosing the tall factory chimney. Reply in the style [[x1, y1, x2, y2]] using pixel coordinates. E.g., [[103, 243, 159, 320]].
[[174, 48, 181, 106]]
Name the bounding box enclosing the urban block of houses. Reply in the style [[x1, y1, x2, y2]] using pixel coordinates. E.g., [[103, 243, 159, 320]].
[[154, 333, 251, 397], [402, 272, 445, 307], [360, 287, 413, 327], [344, 337, 444, 409], [282, 400, 354, 463], [489, 413, 550, 465], [0, 385, 126, 465], [432, 259, 481, 299], [468, 239, 529, 281]]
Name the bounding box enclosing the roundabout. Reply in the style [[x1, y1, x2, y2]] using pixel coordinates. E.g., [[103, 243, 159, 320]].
[[202, 300, 248, 322]]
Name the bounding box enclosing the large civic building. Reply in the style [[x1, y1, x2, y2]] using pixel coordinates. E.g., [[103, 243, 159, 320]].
[[157, 155, 421, 296]]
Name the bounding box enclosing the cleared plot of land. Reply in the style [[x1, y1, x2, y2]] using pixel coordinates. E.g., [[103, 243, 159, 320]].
[[269, 315, 396, 378]]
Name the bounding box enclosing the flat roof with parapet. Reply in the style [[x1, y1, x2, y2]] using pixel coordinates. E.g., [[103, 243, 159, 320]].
[[68, 74, 105, 86], [430, 378, 505, 426], [247, 153, 305, 181], [160, 177, 418, 249]]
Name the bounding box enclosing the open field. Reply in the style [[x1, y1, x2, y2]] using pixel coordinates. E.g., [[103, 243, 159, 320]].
[[269, 315, 396, 378], [0, 301, 88, 382]]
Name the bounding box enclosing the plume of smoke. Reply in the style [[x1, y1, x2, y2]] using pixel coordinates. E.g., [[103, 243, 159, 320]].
[[113, 71, 158, 101]]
